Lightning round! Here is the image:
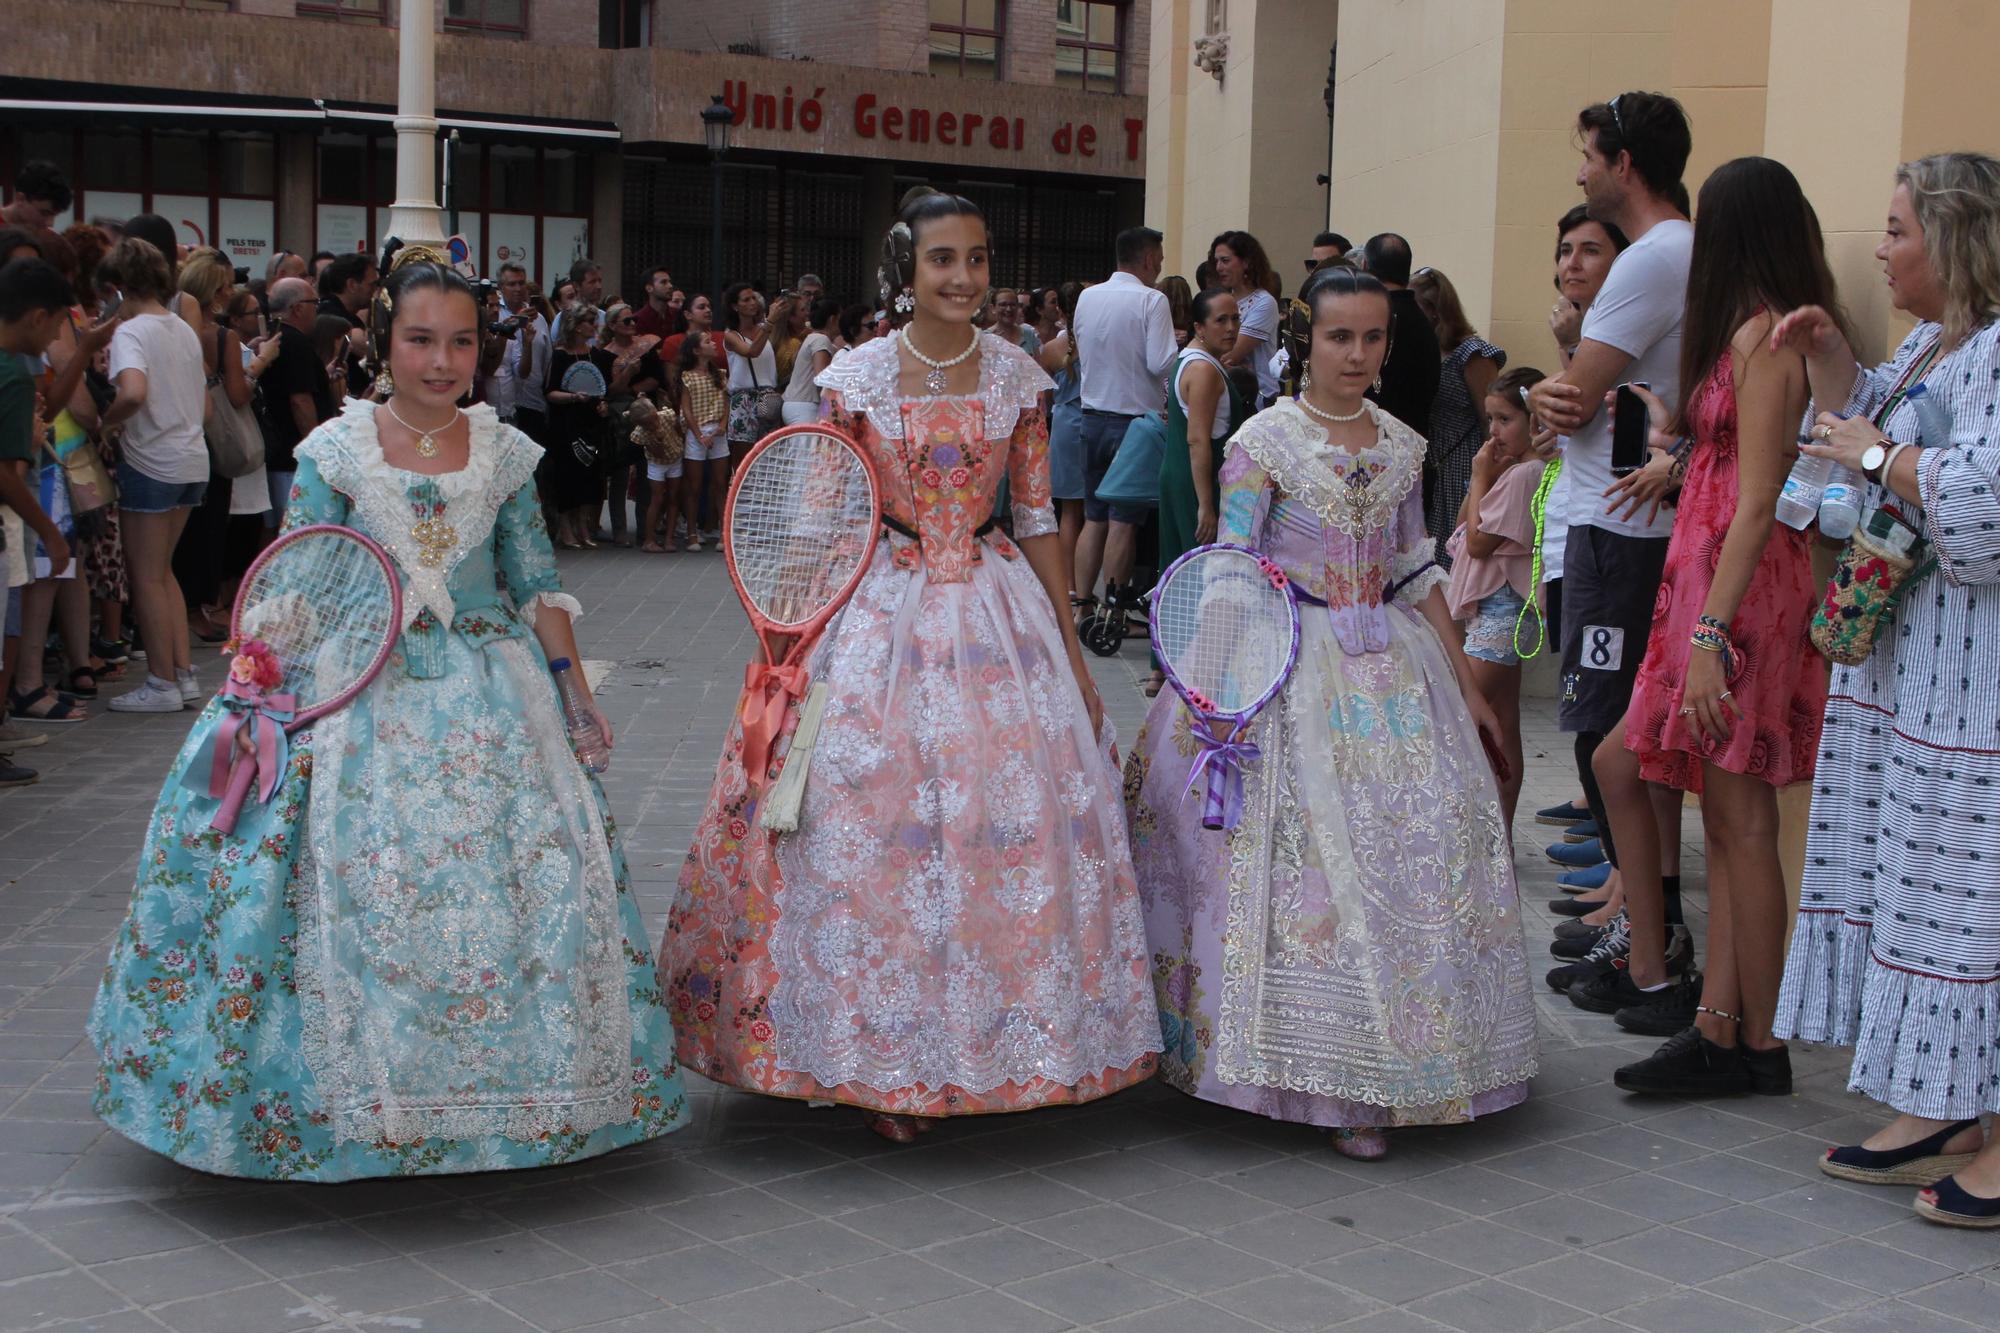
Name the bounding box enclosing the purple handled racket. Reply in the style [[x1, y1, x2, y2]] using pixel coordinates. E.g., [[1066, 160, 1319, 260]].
[[1149, 542, 1301, 830]]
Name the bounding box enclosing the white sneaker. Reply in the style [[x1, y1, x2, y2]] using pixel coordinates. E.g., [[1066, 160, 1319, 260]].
[[176, 669, 201, 703], [108, 678, 186, 714]]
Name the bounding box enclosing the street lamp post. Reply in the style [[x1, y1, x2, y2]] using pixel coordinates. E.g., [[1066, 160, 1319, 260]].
[[702, 94, 733, 321], [386, 0, 446, 249]]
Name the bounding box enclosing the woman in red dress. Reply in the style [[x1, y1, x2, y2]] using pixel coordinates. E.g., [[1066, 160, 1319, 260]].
[[1601, 157, 1850, 1097]]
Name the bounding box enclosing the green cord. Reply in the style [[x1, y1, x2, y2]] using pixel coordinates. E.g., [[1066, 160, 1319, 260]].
[[1512, 457, 1562, 660]]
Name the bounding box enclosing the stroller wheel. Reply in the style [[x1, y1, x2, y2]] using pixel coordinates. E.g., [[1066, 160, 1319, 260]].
[[1081, 608, 1126, 657]]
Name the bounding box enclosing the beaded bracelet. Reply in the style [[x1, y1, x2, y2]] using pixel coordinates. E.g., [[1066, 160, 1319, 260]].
[[1690, 618, 1735, 675]]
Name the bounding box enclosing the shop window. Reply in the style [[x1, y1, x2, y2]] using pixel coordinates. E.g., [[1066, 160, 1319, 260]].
[[370, 138, 397, 205], [929, 0, 1002, 80], [81, 131, 144, 195], [219, 133, 276, 198], [600, 0, 649, 48], [318, 133, 370, 202], [153, 131, 211, 195], [542, 149, 594, 217], [297, 0, 386, 19], [1055, 0, 1125, 94], [446, 0, 529, 37], [488, 144, 539, 212]]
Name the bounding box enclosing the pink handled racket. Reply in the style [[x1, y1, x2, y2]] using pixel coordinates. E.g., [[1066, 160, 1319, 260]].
[[208, 523, 402, 833], [723, 424, 882, 831]]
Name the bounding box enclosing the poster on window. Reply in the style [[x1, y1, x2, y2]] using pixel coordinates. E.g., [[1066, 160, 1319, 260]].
[[154, 195, 212, 250], [541, 219, 589, 297], [487, 214, 535, 282], [217, 200, 276, 270], [81, 192, 143, 231], [317, 204, 370, 258]]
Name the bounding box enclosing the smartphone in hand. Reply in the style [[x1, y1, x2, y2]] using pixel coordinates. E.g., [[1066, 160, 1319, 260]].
[[1610, 382, 1649, 477]]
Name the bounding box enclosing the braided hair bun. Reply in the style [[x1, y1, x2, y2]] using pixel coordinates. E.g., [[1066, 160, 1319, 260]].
[[876, 185, 984, 327]]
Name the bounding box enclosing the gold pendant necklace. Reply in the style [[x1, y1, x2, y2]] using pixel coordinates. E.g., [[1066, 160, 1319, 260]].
[[386, 401, 462, 459]]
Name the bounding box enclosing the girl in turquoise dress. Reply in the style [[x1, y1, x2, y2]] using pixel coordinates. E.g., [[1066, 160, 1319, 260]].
[[86, 251, 687, 1181]]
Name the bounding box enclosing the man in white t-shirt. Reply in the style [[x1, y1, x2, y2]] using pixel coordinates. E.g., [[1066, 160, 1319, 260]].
[[1527, 90, 1694, 1025]]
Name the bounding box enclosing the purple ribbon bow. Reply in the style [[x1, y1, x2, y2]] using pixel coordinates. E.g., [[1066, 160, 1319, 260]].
[[184, 677, 297, 810], [1183, 727, 1263, 830]]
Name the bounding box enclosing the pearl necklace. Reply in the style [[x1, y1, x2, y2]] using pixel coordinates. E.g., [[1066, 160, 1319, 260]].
[[899, 327, 981, 394], [386, 401, 463, 459], [1296, 393, 1369, 425]]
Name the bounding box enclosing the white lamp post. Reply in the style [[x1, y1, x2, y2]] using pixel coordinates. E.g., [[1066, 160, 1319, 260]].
[[385, 0, 446, 249]]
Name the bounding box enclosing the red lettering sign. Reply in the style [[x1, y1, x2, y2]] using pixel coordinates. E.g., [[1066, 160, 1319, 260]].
[[726, 83, 1141, 163]]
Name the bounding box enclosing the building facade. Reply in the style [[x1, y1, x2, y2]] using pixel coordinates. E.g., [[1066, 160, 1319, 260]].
[[1, 0, 1152, 299], [1146, 0, 2000, 369]]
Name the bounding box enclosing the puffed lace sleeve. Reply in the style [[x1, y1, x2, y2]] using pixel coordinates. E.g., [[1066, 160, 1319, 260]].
[[1916, 321, 2000, 586], [1006, 407, 1057, 538], [493, 473, 582, 622], [279, 449, 351, 533], [1216, 443, 1273, 546], [1389, 466, 1447, 604]]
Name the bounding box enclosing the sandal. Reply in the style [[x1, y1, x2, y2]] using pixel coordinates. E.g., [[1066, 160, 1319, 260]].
[[8, 686, 86, 723], [1821, 1119, 1981, 1187], [1915, 1174, 2000, 1228], [863, 1113, 920, 1145], [1330, 1127, 1389, 1161], [640, 542, 666, 553], [66, 668, 99, 699]]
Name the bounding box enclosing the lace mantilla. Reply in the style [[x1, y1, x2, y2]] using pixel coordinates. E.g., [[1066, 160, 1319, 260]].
[[1235, 399, 1424, 539], [298, 402, 544, 631], [816, 329, 1052, 440]]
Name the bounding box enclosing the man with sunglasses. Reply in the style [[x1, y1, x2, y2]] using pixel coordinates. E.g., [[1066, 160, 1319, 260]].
[[1527, 89, 1695, 1028]]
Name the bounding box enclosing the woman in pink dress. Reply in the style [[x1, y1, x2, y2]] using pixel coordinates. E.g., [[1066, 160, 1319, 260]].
[[660, 190, 1159, 1142], [1601, 157, 1846, 1096]]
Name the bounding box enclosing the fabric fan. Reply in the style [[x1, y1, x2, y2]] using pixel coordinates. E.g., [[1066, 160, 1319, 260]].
[[721, 424, 883, 831], [189, 524, 403, 833], [1149, 541, 1301, 829]]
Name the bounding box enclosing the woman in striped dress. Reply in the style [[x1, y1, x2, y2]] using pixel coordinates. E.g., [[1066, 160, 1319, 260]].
[[1771, 152, 2000, 1229]]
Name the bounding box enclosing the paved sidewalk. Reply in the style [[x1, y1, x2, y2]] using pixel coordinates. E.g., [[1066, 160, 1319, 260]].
[[0, 548, 1993, 1333]]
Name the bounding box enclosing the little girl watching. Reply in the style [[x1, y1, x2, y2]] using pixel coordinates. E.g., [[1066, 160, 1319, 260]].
[[1445, 365, 1547, 829]]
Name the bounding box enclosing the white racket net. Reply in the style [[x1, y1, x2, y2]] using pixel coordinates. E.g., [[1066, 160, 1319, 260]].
[[1152, 547, 1297, 716], [237, 529, 399, 711], [728, 431, 878, 629]]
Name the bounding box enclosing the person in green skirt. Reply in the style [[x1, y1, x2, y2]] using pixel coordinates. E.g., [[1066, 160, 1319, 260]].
[[1149, 287, 1250, 695]]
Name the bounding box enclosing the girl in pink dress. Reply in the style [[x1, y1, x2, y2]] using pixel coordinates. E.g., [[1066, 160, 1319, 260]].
[[1603, 157, 1845, 1097], [660, 191, 1159, 1142]]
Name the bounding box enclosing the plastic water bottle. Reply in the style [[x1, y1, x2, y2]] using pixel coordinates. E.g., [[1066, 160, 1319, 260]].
[[1818, 465, 1862, 540], [549, 657, 610, 773], [1776, 450, 1832, 530]]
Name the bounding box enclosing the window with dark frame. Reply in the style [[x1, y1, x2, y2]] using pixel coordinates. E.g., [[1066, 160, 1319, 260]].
[[445, 0, 529, 38], [929, 0, 1003, 81], [296, 0, 386, 20], [1054, 0, 1126, 94], [599, 0, 650, 49]]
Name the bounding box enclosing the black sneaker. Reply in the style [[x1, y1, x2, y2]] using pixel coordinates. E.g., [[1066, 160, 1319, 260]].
[[1555, 914, 1612, 942], [1614, 1026, 1752, 1096], [1740, 1043, 1793, 1096], [1614, 972, 1703, 1036], [92, 636, 131, 665], [1545, 914, 1630, 992], [0, 754, 38, 788], [1551, 911, 1626, 961], [1568, 928, 1694, 1014]]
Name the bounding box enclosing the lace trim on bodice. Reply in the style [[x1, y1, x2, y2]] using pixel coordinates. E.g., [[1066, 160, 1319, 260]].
[[816, 329, 1052, 440], [1233, 399, 1424, 539], [300, 402, 543, 631]]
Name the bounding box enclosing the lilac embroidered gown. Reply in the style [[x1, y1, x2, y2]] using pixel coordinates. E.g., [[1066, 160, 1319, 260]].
[[1125, 399, 1538, 1128]]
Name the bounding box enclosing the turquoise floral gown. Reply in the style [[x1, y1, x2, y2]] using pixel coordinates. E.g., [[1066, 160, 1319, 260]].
[[87, 401, 687, 1181]]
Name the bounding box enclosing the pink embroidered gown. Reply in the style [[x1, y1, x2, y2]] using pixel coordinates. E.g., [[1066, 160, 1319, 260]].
[[660, 332, 1160, 1115]]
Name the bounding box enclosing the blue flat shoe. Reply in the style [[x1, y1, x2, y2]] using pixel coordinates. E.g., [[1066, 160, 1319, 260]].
[[1916, 1174, 2000, 1228], [1820, 1119, 1980, 1187], [1558, 862, 1612, 892], [1562, 819, 1600, 843], [1546, 837, 1605, 869], [1535, 800, 1589, 827]]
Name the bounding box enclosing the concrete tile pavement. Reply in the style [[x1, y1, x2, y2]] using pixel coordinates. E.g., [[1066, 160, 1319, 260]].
[[0, 547, 1992, 1332]]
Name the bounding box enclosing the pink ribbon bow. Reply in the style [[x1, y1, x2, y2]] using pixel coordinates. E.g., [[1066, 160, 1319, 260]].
[[739, 662, 808, 789], [185, 677, 297, 811]]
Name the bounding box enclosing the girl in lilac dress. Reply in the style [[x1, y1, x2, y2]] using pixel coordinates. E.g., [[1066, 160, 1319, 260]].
[[1125, 267, 1538, 1160]]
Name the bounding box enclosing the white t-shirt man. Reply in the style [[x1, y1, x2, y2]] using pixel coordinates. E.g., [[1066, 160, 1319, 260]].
[[1564, 218, 1692, 540]]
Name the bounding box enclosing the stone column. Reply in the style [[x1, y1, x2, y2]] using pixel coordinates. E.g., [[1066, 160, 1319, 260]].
[[385, 0, 446, 248]]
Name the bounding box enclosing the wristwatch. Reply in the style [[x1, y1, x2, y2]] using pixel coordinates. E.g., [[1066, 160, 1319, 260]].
[[1860, 439, 1891, 483]]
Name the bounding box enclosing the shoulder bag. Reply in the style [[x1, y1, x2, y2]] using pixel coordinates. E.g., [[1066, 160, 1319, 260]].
[[205, 326, 266, 479]]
